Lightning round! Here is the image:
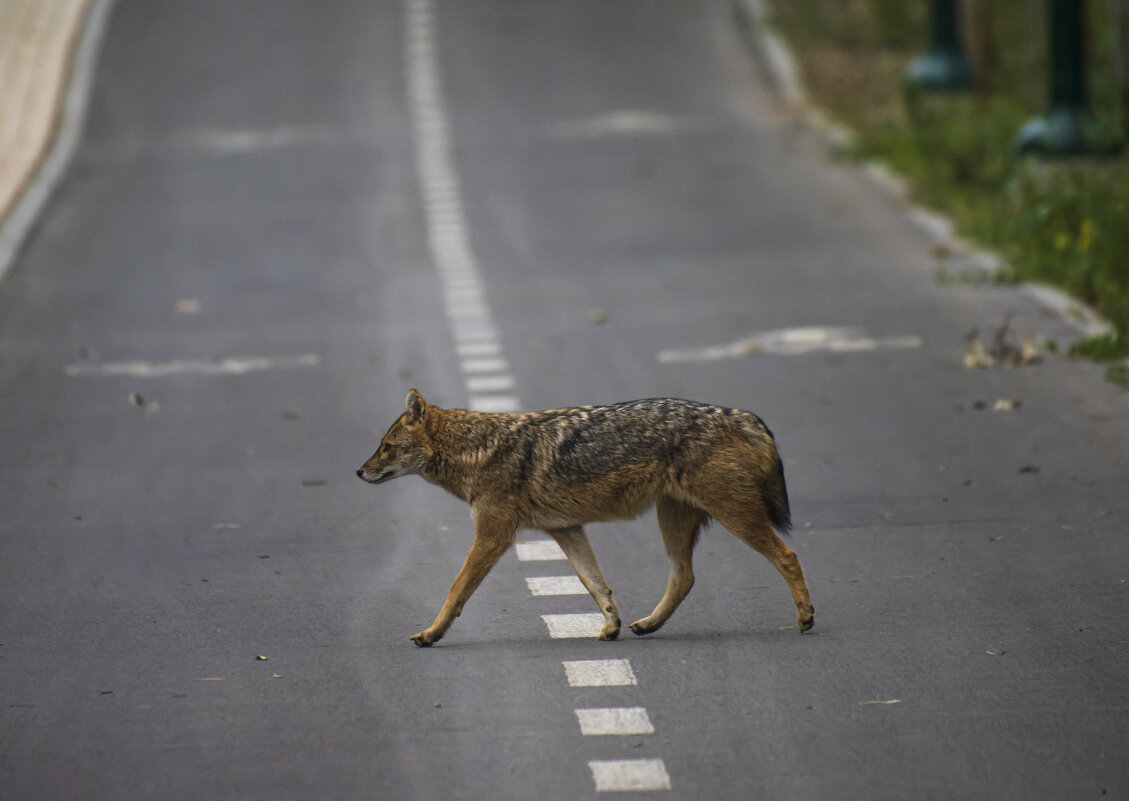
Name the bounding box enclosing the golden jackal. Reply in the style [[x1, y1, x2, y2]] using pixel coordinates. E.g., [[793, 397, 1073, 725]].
[[357, 390, 814, 646]]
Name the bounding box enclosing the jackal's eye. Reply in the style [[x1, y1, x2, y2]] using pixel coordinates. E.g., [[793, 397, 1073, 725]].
[[379, 443, 392, 456]]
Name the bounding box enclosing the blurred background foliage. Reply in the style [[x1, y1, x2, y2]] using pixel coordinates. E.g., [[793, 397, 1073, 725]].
[[764, 0, 1129, 358]]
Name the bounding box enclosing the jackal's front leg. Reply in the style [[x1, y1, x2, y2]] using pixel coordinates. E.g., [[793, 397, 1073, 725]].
[[547, 526, 621, 641], [412, 513, 516, 646]]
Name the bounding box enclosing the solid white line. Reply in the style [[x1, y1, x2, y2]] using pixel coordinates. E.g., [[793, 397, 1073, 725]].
[[64, 354, 321, 378], [542, 613, 605, 638], [588, 759, 671, 792], [515, 541, 567, 561], [575, 707, 655, 736], [562, 659, 637, 687], [525, 576, 587, 596]]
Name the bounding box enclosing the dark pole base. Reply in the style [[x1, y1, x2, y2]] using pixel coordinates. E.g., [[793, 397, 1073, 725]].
[[1014, 107, 1123, 157], [904, 49, 974, 92]]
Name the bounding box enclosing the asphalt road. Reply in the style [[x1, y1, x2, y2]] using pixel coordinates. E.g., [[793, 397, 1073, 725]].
[[2, 2, 1128, 799]]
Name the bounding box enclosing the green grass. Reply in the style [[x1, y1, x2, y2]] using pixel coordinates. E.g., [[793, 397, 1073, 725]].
[[765, 0, 1129, 358]]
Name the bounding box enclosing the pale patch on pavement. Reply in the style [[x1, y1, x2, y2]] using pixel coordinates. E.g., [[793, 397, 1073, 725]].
[[658, 325, 922, 363]]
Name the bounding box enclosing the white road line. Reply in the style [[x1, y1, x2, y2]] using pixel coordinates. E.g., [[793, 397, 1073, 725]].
[[549, 109, 705, 139], [657, 325, 922, 363], [515, 540, 568, 561], [64, 354, 321, 378], [404, 0, 520, 411], [525, 576, 587, 596], [468, 394, 521, 413], [588, 759, 671, 792], [465, 374, 516, 393], [575, 707, 655, 736], [460, 357, 509, 374], [456, 341, 501, 358], [562, 659, 638, 687], [542, 613, 605, 638]]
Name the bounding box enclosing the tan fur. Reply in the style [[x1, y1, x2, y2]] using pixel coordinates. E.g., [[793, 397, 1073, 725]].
[[358, 390, 814, 646]]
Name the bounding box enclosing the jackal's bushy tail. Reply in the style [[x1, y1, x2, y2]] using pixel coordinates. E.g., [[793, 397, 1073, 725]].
[[736, 413, 792, 534], [766, 452, 792, 534]]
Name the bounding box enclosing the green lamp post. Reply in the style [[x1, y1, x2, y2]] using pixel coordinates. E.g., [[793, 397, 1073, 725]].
[[904, 0, 974, 92], [1015, 0, 1121, 156]]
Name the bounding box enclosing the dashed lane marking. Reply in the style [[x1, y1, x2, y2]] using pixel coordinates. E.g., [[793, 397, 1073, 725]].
[[575, 707, 655, 736], [525, 576, 588, 596], [542, 613, 605, 638], [404, 0, 518, 414], [515, 540, 567, 561], [465, 374, 516, 393], [406, 2, 667, 792], [460, 357, 510, 374], [562, 659, 638, 688], [588, 759, 671, 792]]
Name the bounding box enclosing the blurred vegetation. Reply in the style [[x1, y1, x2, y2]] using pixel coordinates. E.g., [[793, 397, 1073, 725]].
[[764, 0, 1129, 358]]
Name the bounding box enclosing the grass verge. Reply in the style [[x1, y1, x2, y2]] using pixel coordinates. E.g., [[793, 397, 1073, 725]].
[[763, 0, 1129, 359]]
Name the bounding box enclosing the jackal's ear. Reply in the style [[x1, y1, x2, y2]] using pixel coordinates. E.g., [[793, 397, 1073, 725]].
[[405, 388, 429, 425]]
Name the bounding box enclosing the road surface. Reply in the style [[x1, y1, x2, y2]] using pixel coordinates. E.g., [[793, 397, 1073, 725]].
[[1, 1, 1127, 799]]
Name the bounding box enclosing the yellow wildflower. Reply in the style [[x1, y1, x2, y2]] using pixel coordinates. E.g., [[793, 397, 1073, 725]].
[[1078, 219, 1093, 253]]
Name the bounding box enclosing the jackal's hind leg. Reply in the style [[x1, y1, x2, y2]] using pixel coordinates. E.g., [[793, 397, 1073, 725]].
[[716, 512, 814, 633], [547, 526, 621, 640], [630, 497, 707, 636]]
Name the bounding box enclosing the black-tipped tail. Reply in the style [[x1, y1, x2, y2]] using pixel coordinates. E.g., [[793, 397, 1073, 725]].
[[767, 453, 792, 535]]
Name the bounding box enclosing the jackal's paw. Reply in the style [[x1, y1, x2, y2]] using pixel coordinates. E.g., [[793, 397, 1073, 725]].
[[798, 607, 815, 633], [629, 619, 661, 637], [411, 630, 437, 647], [598, 625, 621, 641]]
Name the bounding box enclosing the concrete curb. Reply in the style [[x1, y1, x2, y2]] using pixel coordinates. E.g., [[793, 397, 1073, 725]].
[[732, 0, 1113, 342], [0, 0, 116, 284]]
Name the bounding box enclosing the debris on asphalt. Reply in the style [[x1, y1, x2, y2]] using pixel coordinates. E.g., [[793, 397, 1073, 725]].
[[964, 315, 1042, 369], [128, 392, 160, 417], [969, 398, 1023, 412]]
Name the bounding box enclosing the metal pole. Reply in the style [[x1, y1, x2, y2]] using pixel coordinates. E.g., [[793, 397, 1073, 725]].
[[904, 0, 974, 92], [1014, 0, 1120, 156]]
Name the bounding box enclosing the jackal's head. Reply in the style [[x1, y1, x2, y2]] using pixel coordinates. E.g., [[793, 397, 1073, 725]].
[[356, 389, 436, 484]]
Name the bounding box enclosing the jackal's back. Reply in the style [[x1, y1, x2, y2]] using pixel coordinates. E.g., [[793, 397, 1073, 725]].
[[489, 398, 790, 532]]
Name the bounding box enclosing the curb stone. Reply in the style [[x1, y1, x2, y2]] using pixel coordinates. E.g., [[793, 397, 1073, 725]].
[[0, 0, 116, 284]]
